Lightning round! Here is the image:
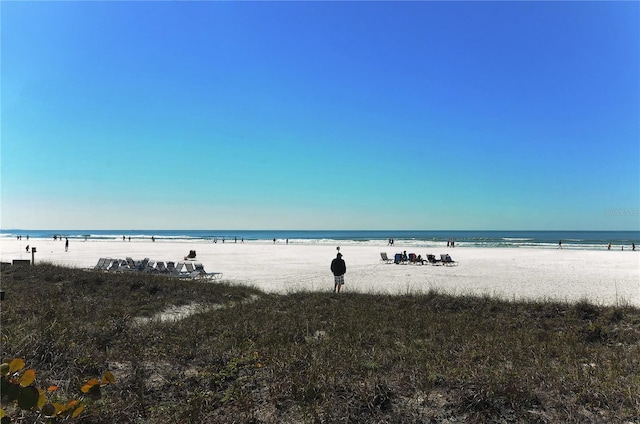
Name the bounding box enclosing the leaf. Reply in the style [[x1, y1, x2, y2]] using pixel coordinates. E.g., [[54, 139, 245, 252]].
[[71, 404, 85, 418], [41, 403, 56, 417], [53, 402, 65, 415], [20, 369, 36, 387], [81, 377, 101, 393], [37, 390, 47, 409], [0, 363, 9, 376], [47, 385, 59, 392], [3, 381, 19, 402], [0, 409, 5, 418], [102, 371, 116, 384], [8, 358, 25, 373], [17, 386, 39, 409], [87, 385, 102, 401]]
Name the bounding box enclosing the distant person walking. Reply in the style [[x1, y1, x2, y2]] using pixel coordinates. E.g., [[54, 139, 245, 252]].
[[330, 252, 346, 294], [65, 238, 69, 252], [558, 240, 562, 249]]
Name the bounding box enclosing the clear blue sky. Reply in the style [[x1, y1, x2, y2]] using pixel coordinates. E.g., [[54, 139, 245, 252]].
[[1, 1, 638, 230]]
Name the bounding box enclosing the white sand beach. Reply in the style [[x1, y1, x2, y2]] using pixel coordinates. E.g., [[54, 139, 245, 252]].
[[1, 238, 638, 306]]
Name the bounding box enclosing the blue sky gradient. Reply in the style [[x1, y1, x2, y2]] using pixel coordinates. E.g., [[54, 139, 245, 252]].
[[1, 1, 638, 230]]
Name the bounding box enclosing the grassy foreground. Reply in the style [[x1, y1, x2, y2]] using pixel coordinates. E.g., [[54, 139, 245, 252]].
[[1, 264, 639, 423]]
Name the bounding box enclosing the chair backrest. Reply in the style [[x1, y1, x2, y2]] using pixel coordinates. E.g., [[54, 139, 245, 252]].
[[408, 253, 416, 262], [144, 261, 156, 272], [108, 259, 121, 271], [394, 253, 402, 264], [380, 252, 389, 261], [102, 259, 113, 270], [194, 263, 205, 272], [156, 261, 167, 272], [185, 262, 195, 272], [137, 258, 150, 271]]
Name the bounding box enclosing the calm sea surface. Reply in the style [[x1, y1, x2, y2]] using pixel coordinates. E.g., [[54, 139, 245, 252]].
[[1, 230, 638, 250]]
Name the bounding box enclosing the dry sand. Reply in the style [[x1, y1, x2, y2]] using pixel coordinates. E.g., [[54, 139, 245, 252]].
[[1, 238, 638, 306]]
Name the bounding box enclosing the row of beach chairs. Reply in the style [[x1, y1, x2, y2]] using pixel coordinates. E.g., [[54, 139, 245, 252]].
[[380, 252, 458, 266], [92, 257, 223, 280]]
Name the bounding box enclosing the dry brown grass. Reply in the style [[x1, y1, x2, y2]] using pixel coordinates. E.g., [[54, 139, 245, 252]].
[[1, 263, 639, 423]]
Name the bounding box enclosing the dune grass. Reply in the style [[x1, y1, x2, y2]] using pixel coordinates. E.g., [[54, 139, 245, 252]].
[[1, 263, 639, 423]]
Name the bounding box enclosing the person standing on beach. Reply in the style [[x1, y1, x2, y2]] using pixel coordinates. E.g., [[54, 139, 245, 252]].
[[559, 240, 562, 249], [330, 252, 346, 294], [65, 238, 69, 252]]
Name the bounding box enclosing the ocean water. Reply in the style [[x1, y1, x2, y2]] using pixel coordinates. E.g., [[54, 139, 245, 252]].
[[1, 229, 638, 251]]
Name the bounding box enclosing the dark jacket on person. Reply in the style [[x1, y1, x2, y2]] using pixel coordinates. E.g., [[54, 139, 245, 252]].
[[330, 255, 346, 276]]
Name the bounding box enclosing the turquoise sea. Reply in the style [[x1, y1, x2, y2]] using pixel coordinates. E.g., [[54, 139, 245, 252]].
[[1, 230, 638, 251]]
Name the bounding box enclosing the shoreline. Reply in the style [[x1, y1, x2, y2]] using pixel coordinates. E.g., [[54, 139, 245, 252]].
[[3, 229, 638, 251], [1, 237, 638, 306]]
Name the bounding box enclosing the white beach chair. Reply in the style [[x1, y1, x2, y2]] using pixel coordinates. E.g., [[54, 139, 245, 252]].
[[194, 262, 223, 280], [93, 258, 108, 270], [380, 252, 393, 263]]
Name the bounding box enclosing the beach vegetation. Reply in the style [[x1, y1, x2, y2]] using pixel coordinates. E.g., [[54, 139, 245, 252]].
[[1, 263, 639, 423], [0, 356, 114, 423]]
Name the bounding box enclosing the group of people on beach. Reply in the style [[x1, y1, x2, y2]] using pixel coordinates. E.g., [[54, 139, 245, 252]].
[[213, 236, 244, 243], [607, 242, 635, 251], [559, 240, 636, 251]]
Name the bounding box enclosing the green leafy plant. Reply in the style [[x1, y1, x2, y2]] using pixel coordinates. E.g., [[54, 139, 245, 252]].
[[1, 358, 114, 423]]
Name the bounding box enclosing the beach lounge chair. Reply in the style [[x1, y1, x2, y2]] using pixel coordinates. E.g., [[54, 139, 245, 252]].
[[177, 262, 200, 279], [156, 261, 168, 274], [143, 260, 157, 273], [194, 262, 223, 280], [108, 259, 122, 272], [172, 262, 187, 277], [441, 254, 458, 266], [181, 262, 212, 279], [136, 258, 150, 272], [166, 261, 180, 277], [166, 261, 174, 270], [102, 258, 115, 271], [380, 252, 393, 263], [93, 258, 108, 270], [426, 254, 441, 265], [118, 259, 137, 272]]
